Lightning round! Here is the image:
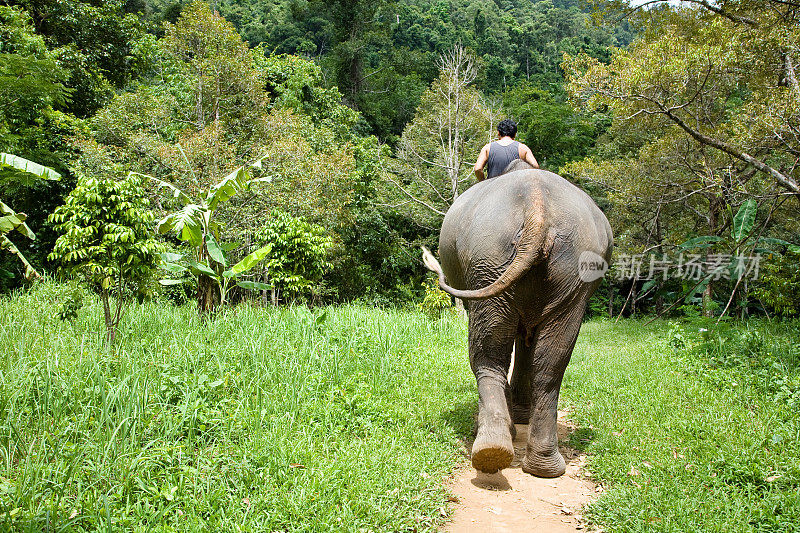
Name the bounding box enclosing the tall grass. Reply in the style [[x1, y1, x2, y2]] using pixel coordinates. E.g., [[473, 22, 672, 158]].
[[563, 318, 800, 532], [0, 283, 474, 532], [6, 283, 797, 532]]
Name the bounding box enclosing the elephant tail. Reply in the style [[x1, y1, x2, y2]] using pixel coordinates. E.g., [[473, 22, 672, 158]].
[[421, 195, 549, 301]]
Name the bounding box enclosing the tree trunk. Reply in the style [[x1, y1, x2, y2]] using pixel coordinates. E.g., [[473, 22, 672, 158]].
[[702, 283, 714, 317], [196, 75, 204, 129], [197, 273, 219, 316], [101, 288, 115, 346], [655, 295, 664, 315], [703, 195, 723, 317], [608, 282, 614, 318], [271, 287, 279, 306]]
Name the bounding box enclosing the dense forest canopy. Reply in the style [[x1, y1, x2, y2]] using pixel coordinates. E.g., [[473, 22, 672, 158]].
[[129, 0, 634, 144], [1, 0, 798, 318]]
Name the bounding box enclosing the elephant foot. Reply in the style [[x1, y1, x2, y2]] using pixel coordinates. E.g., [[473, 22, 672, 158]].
[[472, 431, 513, 474], [510, 404, 530, 425], [522, 449, 566, 478]]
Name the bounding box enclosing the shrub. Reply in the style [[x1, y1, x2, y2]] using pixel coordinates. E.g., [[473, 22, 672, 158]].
[[754, 250, 800, 317], [254, 210, 332, 303], [417, 275, 453, 318], [49, 172, 162, 344]]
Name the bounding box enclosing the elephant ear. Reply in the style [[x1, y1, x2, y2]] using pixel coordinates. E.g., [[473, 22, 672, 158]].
[[422, 246, 443, 275]]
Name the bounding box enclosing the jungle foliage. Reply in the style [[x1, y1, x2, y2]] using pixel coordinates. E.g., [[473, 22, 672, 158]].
[[563, 0, 800, 319], [0, 0, 797, 317], [134, 0, 634, 150]]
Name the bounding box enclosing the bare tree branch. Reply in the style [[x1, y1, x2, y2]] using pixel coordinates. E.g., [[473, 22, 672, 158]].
[[618, 0, 758, 26], [661, 106, 800, 197], [384, 172, 447, 216]]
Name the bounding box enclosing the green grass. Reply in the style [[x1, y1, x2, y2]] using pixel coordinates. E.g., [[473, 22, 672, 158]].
[[4, 283, 799, 532], [563, 318, 800, 533], [0, 283, 475, 532]]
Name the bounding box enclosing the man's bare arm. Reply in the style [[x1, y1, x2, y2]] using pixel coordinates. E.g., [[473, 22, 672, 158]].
[[474, 144, 489, 181], [519, 144, 540, 169]]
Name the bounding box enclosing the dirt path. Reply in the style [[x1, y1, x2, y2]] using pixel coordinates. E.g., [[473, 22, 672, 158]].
[[445, 411, 597, 532]]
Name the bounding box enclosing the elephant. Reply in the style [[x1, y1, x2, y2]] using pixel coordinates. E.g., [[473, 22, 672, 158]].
[[422, 160, 612, 477]]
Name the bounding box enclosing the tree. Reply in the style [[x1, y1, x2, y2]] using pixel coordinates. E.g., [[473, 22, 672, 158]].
[[0, 6, 71, 153], [160, 1, 265, 130], [9, 0, 141, 117], [7, 0, 144, 117], [48, 172, 162, 344], [564, 1, 800, 201], [563, 1, 800, 315], [502, 83, 609, 171], [388, 46, 496, 226], [755, 248, 800, 317], [312, 0, 394, 108]]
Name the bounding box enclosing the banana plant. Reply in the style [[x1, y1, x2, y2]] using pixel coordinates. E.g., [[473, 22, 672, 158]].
[[677, 199, 798, 306], [0, 153, 61, 280], [159, 234, 272, 307], [135, 149, 273, 313]]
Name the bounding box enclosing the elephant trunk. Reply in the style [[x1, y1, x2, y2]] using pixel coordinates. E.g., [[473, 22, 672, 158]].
[[422, 194, 549, 301]]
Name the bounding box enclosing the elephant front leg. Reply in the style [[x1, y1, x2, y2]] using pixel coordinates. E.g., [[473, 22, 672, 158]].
[[468, 306, 516, 474], [522, 306, 584, 478], [509, 330, 535, 424]]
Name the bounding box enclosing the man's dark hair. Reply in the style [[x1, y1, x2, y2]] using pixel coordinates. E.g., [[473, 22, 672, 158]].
[[497, 119, 517, 138]]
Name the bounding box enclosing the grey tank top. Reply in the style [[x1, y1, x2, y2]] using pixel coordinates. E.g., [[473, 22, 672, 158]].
[[486, 141, 520, 179]]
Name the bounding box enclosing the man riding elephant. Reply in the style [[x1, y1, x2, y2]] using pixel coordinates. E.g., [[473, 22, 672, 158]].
[[474, 119, 539, 181], [423, 149, 612, 478]]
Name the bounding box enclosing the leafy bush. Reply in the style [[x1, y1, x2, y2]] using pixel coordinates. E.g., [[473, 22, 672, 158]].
[[54, 280, 85, 322], [417, 275, 453, 318], [755, 250, 800, 317], [254, 210, 332, 303]]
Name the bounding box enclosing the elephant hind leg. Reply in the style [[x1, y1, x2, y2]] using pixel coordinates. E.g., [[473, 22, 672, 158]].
[[472, 370, 515, 474], [522, 302, 586, 478], [468, 302, 516, 474]]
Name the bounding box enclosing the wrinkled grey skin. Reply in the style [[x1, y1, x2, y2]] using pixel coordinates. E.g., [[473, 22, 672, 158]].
[[422, 161, 612, 477]]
